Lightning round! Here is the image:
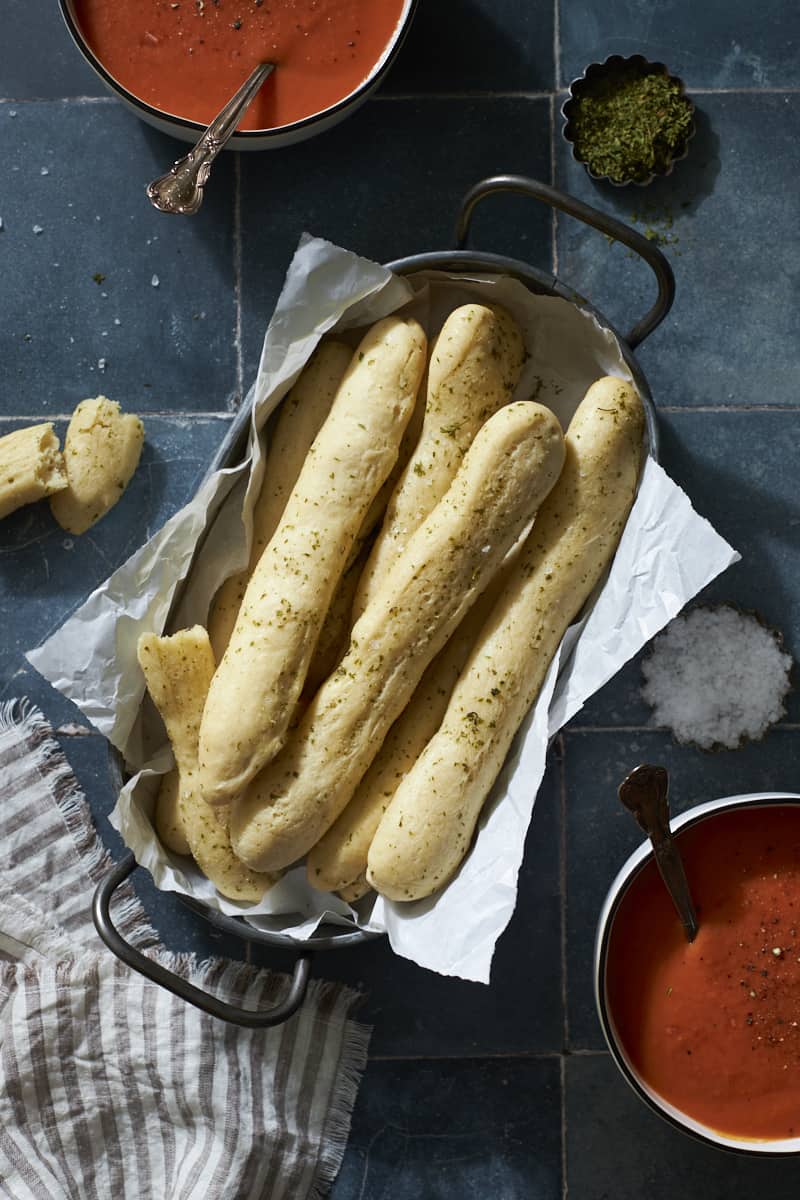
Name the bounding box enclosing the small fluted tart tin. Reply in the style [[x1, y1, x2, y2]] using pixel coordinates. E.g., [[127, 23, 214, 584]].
[[561, 55, 696, 187]]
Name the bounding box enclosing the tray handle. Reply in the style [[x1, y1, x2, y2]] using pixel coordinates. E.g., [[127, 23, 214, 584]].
[[92, 854, 312, 1028], [454, 175, 675, 349]]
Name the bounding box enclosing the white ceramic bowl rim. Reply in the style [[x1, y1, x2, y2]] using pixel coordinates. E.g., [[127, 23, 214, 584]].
[[595, 790, 800, 1156], [58, 0, 417, 139]]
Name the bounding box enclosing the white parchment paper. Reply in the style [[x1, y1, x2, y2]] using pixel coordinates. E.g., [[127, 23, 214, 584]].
[[27, 235, 739, 983]]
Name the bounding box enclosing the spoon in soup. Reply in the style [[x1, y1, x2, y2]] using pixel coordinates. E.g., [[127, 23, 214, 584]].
[[147, 61, 275, 215], [618, 764, 699, 942]]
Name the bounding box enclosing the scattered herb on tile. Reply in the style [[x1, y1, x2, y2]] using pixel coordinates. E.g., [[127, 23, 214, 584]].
[[569, 70, 693, 184]]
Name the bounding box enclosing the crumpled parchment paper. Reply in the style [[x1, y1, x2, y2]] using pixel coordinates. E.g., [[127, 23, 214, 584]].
[[27, 235, 739, 983]]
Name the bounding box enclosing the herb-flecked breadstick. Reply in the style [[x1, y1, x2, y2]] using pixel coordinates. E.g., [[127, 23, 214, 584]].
[[199, 316, 427, 804], [306, 562, 512, 894], [230, 401, 566, 873], [352, 303, 525, 618], [138, 627, 274, 903], [208, 341, 352, 661], [0, 423, 67, 519], [367, 377, 645, 901], [50, 397, 144, 534], [153, 768, 191, 857]]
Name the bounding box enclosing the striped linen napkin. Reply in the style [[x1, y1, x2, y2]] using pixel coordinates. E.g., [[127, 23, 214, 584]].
[[0, 700, 370, 1200]]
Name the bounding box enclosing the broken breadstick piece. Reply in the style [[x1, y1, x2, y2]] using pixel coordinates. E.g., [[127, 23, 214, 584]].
[[0, 423, 67, 520]]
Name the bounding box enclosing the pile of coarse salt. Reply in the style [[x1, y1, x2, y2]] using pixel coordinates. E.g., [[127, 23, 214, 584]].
[[641, 605, 793, 750]]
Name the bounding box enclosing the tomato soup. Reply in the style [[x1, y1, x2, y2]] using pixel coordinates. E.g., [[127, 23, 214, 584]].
[[73, 0, 407, 130], [606, 804, 800, 1141]]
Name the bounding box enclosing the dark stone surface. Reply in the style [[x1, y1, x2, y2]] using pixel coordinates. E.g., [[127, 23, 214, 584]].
[[239, 95, 553, 383], [3, 0, 800, 1194], [0, 102, 237, 413], [559, 0, 800, 91], [331, 1056, 562, 1199], [566, 1054, 800, 1199]]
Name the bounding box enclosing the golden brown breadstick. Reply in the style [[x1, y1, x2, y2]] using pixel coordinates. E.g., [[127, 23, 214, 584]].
[[230, 401, 565, 873], [367, 378, 644, 901], [138, 627, 274, 903], [353, 303, 524, 618], [208, 341, 352, 661], [199, 316, 427, 805]]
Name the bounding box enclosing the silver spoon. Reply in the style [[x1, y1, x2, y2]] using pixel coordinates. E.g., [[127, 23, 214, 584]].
[[618, 764, 699, 942], [147, 61, 275, 215]]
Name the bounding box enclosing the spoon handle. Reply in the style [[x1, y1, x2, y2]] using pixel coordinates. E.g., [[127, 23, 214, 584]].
[[618, 764, 699, 942], [147, 62, 275, 215]]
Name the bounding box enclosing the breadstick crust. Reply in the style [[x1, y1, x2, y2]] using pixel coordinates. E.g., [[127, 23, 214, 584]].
[[304, 540, 370, 697], [154, 767, 191, 856], [353, 304, 525, 618], [50, 397, 144, 534], [337, 874, 371, 904], [230, 401, 566, 873], [367, 378, 645, 901], [138, 627, 273, 902], [0, 423, 67, 519], [199, 316, 427, 805], [306, 561, 512, 894], [208, 341, 352, 661]]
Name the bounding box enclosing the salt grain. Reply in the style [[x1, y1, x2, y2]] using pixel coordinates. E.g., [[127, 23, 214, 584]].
[[641, 606, 792, 751], [151, 274, 160, 288], [32, 224, 43, 235], [40, 167, 49, 176]]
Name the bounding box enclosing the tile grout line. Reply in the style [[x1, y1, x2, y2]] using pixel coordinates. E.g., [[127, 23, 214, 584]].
[[0, 412, 237, 423], [1, 85, 799, 107], [558, 733, 569, 1053], [548, 93, 559, 276], [560, 1053, 568, 1200], [233, 152, 244, 411], [558, 730, 569, 1200], [553, 0, 562, 92], [367, 1049, 609, 1062]]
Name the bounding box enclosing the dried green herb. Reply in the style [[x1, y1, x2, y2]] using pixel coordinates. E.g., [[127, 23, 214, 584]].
[[569, 70, 693, 184]]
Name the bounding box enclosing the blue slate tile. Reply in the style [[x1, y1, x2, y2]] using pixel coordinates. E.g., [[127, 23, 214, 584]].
[[566, 1054, 800, 1200], [0, 101, 237, 414], [382, 0, 555, 95], [249, 753, 563, 1056], [570, 409, 800, 728], [0, 414, 231, 681], [0, 0, 104, 99], [559, 0, 800, 90], [239, 96, 552, 383], [331, 1056, 561, 1200], [563, 728, 800, 1050], [555, 94, 799, 409]]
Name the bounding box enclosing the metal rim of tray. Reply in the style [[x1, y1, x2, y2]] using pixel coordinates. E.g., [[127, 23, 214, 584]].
[[93, 175, 675, 1024]]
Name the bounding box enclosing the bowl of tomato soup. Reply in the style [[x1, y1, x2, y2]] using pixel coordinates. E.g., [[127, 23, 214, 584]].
[[59, 0, 417, 149], [596, 792, 800, 1154]]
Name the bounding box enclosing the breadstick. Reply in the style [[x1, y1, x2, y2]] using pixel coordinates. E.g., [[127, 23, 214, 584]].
[[306, 562, 512, 894], [367, 377, 645, 901], [303, 540, 370, 697], [0, 423, 67, 519], [208, 341, 352, 661], [199, 317, 426, 804], [137, 627, 274, 903], [230, 401, 565, 873], [353, 304, 524, 618], [337, 874, 371, 904], [50, 397, 144, 534], [153, 768, 191, 857]]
